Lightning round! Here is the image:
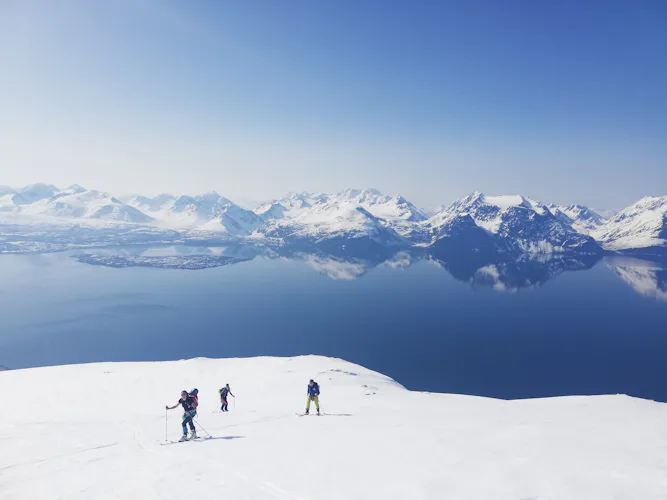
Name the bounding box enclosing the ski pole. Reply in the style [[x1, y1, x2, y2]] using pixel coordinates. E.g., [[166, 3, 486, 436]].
[[165, 408, 168, 442], [194, 417, 212, 438]]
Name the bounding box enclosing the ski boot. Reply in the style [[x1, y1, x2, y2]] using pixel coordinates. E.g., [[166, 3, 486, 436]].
[[190, 430, 197, 440], [179, 434, 188, 442], [305, 409, 309, 415]]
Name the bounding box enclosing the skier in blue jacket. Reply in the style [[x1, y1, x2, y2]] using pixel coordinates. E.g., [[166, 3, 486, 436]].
[[305, 379, 320, 415]]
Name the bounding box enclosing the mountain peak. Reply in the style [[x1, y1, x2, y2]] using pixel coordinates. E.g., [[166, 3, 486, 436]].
[[196, 190, 221, 200], [65, 184, 87, 194]]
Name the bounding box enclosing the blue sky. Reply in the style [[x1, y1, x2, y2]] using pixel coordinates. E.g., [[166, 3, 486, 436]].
[[1, 0, 665, 209]]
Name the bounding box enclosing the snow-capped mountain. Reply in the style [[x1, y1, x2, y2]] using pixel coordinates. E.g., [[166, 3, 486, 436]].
[[0, 184, 87, 214], [141, 192, 239, 228], [335, 188, 428, 223], [11, 183, 60, 205], [22, 189, 154, 223], [592, 196, 667, 251], [199, 202, 264, 236], [126, 191, 263, 236], [433, 192, 602, 254], [256, 189, 427, 240], [126, 193, 177, 212], [427, 213, 498, 255], [1, 182, 666, 257], [254, 192, 330, 220], [262, 198, 403, 249], [547, 203, 607, 235], [169, 192, 232, 220], [0, 193, 19, 213]]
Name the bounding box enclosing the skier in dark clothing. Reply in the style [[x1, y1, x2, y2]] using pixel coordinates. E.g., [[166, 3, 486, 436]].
[[166, 390, 197, 441], [219, 383, 235, 412], [305, 379, 320, 415]]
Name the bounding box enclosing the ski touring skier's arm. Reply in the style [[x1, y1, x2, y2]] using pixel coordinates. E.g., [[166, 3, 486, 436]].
[[166, 399, 182, 410]]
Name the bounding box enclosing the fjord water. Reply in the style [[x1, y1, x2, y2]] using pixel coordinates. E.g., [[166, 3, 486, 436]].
[[1, 249, 666, 401]]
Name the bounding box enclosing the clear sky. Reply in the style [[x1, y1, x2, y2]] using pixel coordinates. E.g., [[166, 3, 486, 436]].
[[1, 0, 665, 210]]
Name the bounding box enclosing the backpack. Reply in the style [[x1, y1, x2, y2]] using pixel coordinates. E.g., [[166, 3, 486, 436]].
[[189, 388, 199, 410]]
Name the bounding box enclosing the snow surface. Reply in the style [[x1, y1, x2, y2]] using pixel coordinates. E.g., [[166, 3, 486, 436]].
[[593, 196, 667, 250], [21, 190, 154, 223], [10, 183, 59, 205], [262, 198, 402, 244], [256, 189, 426, 241], [1, 356, 666, 500], [482, 194, 526, 211], [547, 204, 607, 235]]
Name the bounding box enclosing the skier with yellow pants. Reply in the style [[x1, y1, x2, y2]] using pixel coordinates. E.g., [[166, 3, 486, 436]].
[[305, 379, 320, 415]]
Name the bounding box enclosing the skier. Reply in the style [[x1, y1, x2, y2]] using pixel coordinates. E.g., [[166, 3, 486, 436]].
[[219, 383, 234, 412], [166, 390, 197, 441], [305, 379, 320, 415]]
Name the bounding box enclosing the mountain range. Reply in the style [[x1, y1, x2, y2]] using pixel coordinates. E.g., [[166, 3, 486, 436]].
[[1, 183, 666, 255]]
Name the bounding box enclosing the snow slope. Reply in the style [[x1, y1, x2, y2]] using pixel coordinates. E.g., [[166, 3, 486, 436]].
[[154, 193, 233, 227], [139, 192, 261, 234], [262, 199, 403, 247], [254, 192, 330, 220], [256, 189, 425, 240], [0, 194, 19, 213], [434, 192, 602, 254], [21, 190, 154, 223], [126, 194, 177, 212], [1, 356, 665, 500], [10, 183, 60, 205], [593, 196, 667, 251], [547, 203, 607, 235], [198, 203, 264, 235], [335, 188, 428, 223]]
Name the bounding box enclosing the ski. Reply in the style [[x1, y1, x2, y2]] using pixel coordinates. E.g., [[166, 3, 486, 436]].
[[295, 412, 322, 417], [160, 436, 208, 445]]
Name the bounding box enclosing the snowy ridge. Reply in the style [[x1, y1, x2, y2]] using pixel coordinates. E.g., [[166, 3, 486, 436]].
[[126, 193, 177, 212], [254, 192, 330, 220], [127, 191, 261, 235], [256, 189, 427, 240], [431, 192, 601, 255], [1, 183, 666, 255], [547, 203, 607, 235], [592, 196, 667, 251], [20, 189, 154, 223], [1, 355, 665, 499], [261, 199, 403, 247], [10, 183, 60, 205]]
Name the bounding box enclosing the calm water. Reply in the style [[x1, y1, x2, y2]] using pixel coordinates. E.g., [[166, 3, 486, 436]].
[[1, 247, 666, 401]]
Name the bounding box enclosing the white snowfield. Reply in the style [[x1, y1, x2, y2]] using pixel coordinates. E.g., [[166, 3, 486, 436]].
[[1, 356, 666, 500], [592, 196, 667, 251]]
